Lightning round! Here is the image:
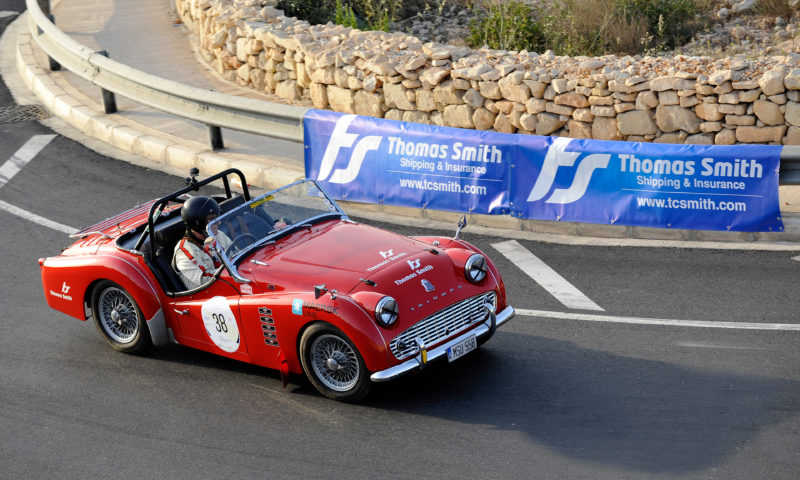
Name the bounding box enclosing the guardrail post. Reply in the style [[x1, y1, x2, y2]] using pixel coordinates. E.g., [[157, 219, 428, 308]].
[[37, 0, 51, 15], [96, 51, 118, 114], [37, 14, 61, 71], [209, 125, 224, 150]]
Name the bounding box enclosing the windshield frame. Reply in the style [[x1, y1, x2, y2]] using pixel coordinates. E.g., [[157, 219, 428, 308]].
[[206, 179, 348, 283]]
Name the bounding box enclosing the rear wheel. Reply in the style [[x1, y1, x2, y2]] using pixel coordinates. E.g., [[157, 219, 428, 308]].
[[91, 281, 152, 354], [299, 324, 370, 402]]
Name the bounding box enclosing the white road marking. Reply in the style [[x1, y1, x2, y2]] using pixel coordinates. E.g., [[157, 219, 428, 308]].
[[492, 239, 604, 311], [0, 134, 56, 188], [0, 11, 18, 20], [792, 255, 800, 262], [0, 199, 77, 234], [517, 308, 800, 331], [673, 341, 767, 350]]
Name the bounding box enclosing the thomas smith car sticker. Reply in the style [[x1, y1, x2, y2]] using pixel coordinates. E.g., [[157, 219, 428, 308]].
[[367, 249, 407, 272], [201, 296, 241, 353], [49, 282, 73, 301], [394, 260, 433, 286]]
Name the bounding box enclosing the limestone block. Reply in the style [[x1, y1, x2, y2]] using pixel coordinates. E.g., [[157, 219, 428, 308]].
[[526, 98, 547, 114], [554, 92, 589, 108], [656, 105, 700, 133], [237, 63, 251, 82], [472, 108, 496, 130], [567, 120, 592, 139], [713, 82, 733, 95], [718, 104, 746, 115], [354, 90, 384, 118], [589, 95, 614, 106], [700, 121, 723, 133], [493, 113, 515, 133], [736, 125, 787, 143], [695, 103, 724, 122], [768, 93, 787, 105], [334, 68, 348, 88], [636, 91, 659, 109], [310, 67, 335, 85], [443, 105, 474, 129], [385, 109, 403, 121], [519, 113, 537, 132], [785, 101, 800, 126], [478, 81, 502, 100], [327, 85, 355, 113], [618, 110, 657, 136], [498, 75, 531, 103], [522, 80, 547, 99], [680, 96, 700, 108], [654, 131, 687, 144], [384, 82, 414, 110], [536, 113, 567, 135], [309, 82, 328, 109], [685, 133, 714, 145], [658, 91, 679, 106], [785, 126, 800, 144], [753, 100, 784, 125], [402, 111, 429, 124], [275, 79, 300, 102], [405, 55, 428, 71], [590, 105, 616, 117], [649, 76, 695, 91], [592, 116, 621, 140], [725, 115, 755, 126], [739, 89, 760, 103], [363, 75, 379, 93], [759, 68, 787, 96], [546, 103, 575, 116], [614, 103, 634, 114], [494, 101, 514, 115], [715, 129, 736, 145], [348, 76, 364, 90], [786, 68, 800, 90], [433, 80, 465, 105], [573, 108, 594, 122], [718, 92, 739, 104], [421, 67, 450, 86], [249, 68, 266, 90], [416, 89, 436, 112], [463, 89, 484, 108]]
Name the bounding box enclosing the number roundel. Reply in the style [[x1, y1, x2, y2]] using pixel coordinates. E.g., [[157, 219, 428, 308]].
[[201, 296, 240, 352]]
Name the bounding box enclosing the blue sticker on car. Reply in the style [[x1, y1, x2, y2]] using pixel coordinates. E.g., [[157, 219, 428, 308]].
[[292, 299, 303, 315]]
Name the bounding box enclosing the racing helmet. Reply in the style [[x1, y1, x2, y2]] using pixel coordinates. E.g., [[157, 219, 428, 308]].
[[181, 195, 220, 235]]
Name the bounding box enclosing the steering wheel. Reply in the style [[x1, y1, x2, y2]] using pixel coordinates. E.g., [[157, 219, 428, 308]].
[[226, 233, 256, 257]]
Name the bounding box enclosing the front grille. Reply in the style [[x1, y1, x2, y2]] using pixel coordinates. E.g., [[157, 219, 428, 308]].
[[389, 292, 496, 360]]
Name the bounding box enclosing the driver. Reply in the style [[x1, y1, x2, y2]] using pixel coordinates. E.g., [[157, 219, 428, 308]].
[[173, 195, 231, 289]]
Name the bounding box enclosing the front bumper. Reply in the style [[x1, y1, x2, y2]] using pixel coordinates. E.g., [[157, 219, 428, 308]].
[[370, 305, 515, 382]]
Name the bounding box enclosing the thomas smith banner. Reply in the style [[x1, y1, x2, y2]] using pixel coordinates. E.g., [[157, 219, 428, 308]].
[[510, 138, 783, 232], [304, 109, 510, 215]]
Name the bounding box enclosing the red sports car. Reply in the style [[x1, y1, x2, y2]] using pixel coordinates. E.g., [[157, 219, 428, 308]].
[[40, 169, 514, 401]]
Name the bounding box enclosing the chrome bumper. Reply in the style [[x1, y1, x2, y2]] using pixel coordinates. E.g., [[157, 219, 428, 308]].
[[370, 305, 515, 383]]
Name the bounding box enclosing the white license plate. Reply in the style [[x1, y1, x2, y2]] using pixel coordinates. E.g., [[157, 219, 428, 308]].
[[447, 335, 477, 363]]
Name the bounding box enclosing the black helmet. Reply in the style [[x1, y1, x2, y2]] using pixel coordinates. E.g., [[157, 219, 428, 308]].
[[181, 196, 220, 235]]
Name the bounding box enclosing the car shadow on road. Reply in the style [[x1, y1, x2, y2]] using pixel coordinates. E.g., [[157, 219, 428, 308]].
[[365, 330, 800, 475]]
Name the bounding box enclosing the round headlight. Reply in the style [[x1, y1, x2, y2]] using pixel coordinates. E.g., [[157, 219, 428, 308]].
[[465, 254, 488, 284], [375, 296, 399, 327]]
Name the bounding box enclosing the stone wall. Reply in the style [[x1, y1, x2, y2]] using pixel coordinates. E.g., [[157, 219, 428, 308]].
[[176, 0, 800, 145]]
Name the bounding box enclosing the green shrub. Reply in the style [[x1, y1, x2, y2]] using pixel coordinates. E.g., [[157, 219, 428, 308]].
[[467, 0, 544, 51], [277, 0, 401, 31]]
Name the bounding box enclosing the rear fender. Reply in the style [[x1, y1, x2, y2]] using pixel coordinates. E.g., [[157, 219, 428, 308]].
[[40, 254, 166, 342]]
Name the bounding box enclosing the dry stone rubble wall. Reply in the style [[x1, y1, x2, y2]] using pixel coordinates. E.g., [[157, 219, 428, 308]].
[[176, 0, 800, 145]]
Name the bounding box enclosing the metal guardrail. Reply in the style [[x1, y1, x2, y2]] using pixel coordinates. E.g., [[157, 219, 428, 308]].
[[25, 0, 307, 148], [22, 0, 800, 185]]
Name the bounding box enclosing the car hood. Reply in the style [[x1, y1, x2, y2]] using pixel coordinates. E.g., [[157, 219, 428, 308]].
[[241, 220, 461, 298]]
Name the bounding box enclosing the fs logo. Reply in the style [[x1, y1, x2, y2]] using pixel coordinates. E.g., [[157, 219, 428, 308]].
[[527, 138, 611, 204], [61, 282, 71, 295], [317, 114, 382, 184], [407, 259, 420, 270], [379, 249, 394, 259]]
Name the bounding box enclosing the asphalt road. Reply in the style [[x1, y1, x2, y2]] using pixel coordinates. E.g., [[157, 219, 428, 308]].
[[2, 6, 800, 479]]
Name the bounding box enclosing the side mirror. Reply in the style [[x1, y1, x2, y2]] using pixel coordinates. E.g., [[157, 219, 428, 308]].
[[454, 214, 467, 240], [314, 284, 327, 299]]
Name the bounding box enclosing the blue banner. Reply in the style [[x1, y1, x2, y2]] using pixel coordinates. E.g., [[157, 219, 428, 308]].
[[510, 137, 783, 232], [304, 109, 783, 232], [304, 109, 511, 215]]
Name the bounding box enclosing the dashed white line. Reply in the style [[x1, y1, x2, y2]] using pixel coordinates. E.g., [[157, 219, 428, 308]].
[[0, 199, 76, 234], [0, 11, 19, 20], [517, 308, 800, 331], [492, 239, 604, 311], [0, 134, 56, 188]]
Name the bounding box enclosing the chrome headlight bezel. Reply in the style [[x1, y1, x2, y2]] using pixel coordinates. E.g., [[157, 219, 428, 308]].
[[375, 296, 399, 327], [464, 253, 488, 284]]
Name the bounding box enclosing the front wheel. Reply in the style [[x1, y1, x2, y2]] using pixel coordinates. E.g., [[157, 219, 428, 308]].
[[91, 280, 152, 354], [299, 324, 370, 402]]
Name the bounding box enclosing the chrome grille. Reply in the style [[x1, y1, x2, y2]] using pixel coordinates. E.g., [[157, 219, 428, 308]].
[[390, 292, 496, 360]]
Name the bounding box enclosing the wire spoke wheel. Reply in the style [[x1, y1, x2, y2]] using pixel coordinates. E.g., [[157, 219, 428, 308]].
[[310, 334, 360, 391], [91, 281, 151, 354]]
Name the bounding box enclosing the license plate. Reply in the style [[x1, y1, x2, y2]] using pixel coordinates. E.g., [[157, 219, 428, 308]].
[[447, 335, 477, 363]]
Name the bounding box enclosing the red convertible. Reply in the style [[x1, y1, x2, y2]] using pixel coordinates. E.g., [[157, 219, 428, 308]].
[[40, 169, 514, 401]]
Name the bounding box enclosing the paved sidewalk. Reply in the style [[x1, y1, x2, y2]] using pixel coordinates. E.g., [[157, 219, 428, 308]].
[[3, 0, 800, 246]]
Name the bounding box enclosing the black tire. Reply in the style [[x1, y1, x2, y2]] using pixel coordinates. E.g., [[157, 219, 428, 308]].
[[299, 323, 371, 402], [91, 280, 152, 354]]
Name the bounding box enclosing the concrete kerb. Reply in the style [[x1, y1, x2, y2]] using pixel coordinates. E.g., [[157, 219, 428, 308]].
[[5, 13, 800, 250]]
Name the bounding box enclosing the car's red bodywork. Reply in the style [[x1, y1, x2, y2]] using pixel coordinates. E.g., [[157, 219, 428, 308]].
[[40, 170, 513, 399]]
